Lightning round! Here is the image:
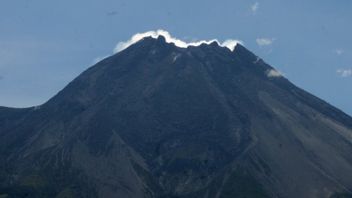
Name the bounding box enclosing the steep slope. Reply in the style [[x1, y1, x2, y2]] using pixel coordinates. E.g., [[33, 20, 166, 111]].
[[1, 36, 352, 198]]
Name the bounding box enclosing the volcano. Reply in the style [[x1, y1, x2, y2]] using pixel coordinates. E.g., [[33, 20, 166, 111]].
[[1, 35, 352, 198]]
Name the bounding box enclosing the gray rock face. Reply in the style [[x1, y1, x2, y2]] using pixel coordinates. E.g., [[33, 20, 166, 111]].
[[1, 36, 352, 198]]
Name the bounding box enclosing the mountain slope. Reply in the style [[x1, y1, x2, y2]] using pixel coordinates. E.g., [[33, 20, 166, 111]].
[[1, 36, 352, 198]]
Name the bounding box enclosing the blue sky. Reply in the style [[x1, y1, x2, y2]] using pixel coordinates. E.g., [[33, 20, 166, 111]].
[[0, 0, 351, 115]]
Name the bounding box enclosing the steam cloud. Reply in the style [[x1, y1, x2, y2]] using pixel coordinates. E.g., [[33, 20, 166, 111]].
[[267, 69, 283, 78], [114, 30, 243, 53]]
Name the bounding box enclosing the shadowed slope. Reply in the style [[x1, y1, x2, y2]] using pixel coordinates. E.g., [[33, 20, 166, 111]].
[[0, 36, 352, 198]]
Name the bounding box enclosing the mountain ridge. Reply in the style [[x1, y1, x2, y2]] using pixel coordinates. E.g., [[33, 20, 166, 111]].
[[1, 36, 352, 198]]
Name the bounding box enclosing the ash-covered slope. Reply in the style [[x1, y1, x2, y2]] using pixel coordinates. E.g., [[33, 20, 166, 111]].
[[1, 36, 352, 198]]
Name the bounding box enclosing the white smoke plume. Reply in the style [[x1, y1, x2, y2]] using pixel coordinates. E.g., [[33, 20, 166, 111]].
[[113, 30, 243, 53], [267, 69, 283, 78]]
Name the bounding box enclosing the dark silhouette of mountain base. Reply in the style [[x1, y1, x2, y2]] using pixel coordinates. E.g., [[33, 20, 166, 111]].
[[1, 36, 352, 198]]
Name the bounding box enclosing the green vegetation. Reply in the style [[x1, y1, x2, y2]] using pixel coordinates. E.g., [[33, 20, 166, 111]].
[[20, 175, 47, 189], [55, 188, 76, 198], [220, 168, 270, 198]]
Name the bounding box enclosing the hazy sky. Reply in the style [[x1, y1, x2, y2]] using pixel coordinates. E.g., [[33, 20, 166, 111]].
[[0, 0, 351, 115]]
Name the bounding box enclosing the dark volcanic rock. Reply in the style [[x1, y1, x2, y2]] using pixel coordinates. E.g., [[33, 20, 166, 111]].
[[1, 36, 352, 198]]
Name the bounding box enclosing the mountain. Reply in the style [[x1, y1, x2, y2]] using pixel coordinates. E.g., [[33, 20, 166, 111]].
[[1, 35, 352, 198]]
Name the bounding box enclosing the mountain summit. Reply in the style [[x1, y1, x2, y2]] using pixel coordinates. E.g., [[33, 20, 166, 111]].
[[1, 35, 352, 198]]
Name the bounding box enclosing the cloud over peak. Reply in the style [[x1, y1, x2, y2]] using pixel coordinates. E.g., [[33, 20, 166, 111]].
[[267, 69, 283, 78], [114, 30, 243, 53]]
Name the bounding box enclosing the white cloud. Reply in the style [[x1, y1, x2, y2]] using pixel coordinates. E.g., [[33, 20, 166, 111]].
[[222, 39, 241, 51], [256, 38, 274, 46], [113, 29, 243, 53], [92, 30, 244, 65], [267, 69, 283, 78], [334, 49, 344, 55], [337, 69, 352, 77], [251, 2, 259, 13]]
